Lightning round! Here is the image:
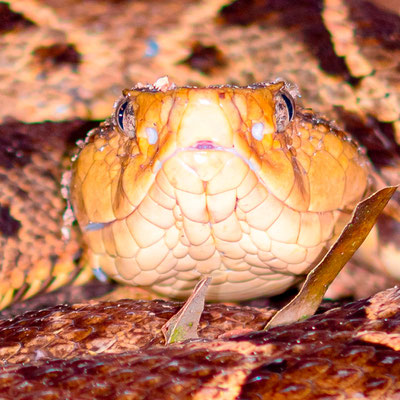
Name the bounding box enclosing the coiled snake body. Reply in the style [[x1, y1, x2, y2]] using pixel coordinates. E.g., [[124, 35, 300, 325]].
[[1, 0, 400, 398]]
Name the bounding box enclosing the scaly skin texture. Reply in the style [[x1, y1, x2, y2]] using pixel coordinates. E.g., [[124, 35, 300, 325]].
[[0, 288, 400, 399], [0, 121, 95, 309], [70, 80, 370, 301], [1, 1, 400, 397], [1, 0, 400, 306]]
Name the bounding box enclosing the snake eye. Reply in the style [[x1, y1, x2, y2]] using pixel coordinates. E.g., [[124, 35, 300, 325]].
[[116, 99, 136, 138], [274, 90, 295, 133]]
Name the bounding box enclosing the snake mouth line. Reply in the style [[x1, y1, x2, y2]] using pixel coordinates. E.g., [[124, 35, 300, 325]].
[[154, 141, 262, 174], [191, 140, 219, 150]]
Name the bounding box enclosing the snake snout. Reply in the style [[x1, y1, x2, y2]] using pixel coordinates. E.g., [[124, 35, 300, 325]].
[[176, 97, 233, 148]]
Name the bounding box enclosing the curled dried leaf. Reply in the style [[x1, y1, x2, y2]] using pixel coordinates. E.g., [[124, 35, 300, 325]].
[[162, 277, 211, 344]]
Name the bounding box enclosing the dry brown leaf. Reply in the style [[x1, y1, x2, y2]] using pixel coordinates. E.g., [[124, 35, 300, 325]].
[[162, 277, 211, 344]]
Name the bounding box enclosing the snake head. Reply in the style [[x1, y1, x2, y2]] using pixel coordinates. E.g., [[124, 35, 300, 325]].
[[69, 78, 370, 301]]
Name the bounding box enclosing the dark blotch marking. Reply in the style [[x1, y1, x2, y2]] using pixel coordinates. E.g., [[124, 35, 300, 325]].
[[0, 2, 35, 33], [179, 42, 227, 74], [218, 0, 357, 83], [259, 358, 288, 373], [33, 43, 81, 69], [349, 0, 400, 51], [0, 130, 36, 169], [334, 108, 400, 169], [0, 120, 99, 171], [0, 204, 21, 238], [64, 120, 100, 147]]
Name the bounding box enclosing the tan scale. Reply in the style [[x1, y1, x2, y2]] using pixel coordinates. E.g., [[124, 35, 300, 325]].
[[70, 79, 370, 301]]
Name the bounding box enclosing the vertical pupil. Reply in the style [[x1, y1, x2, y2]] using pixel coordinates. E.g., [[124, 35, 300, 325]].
[[281, 93, 294, 121], [118, 101, 129, 130]]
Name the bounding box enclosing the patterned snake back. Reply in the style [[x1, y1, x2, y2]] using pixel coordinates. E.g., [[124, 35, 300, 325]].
[[1, 1, 400, 398]]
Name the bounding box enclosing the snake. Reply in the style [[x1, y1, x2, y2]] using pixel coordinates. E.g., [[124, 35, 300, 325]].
[[1, 0, 400, 398]]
